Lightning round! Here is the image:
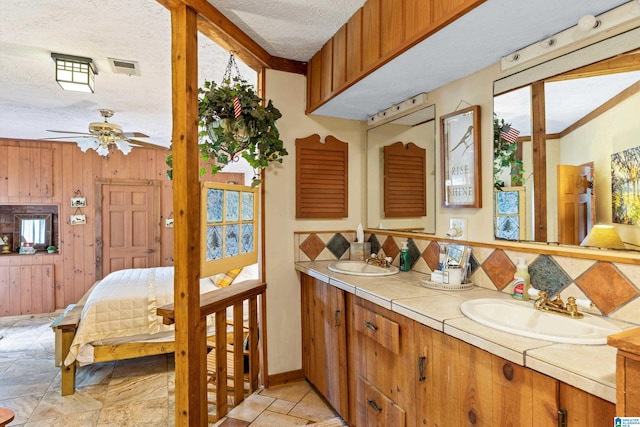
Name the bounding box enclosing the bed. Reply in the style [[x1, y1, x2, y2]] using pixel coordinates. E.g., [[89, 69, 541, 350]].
[[52, 264, 259, 395]]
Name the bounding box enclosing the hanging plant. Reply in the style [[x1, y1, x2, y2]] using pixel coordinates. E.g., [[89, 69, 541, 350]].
[[166, 54, 288, 187], [493, 113, 525, 189]]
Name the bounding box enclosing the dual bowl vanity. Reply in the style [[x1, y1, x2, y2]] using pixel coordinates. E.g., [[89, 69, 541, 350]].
[[299, 260, 637, 426]]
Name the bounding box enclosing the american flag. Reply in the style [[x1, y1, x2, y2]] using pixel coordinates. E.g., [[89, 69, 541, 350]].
[[233, 96, 242, 119], [500, 126, 520, 143]]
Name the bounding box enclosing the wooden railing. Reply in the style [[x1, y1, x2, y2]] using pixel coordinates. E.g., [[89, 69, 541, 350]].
[[158, 279, 267, 422]]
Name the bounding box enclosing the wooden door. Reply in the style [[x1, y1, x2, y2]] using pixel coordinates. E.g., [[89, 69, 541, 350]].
[[558, 164, 592, 245], [301, 274, 349, 419], [99, 181, 160, 277]]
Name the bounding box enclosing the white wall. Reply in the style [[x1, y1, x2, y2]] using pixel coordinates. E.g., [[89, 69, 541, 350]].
[[263, 69, 366, 375], [427, 63, 497, 242], [560, 91, 640, 245]]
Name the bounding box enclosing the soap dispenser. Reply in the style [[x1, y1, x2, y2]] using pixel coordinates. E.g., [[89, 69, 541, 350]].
[[511, 258, 531, 301], [400, 241, 411, 272]]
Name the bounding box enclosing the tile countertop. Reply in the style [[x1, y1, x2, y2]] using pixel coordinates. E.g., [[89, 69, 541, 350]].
[[295, 260, 638, 403]]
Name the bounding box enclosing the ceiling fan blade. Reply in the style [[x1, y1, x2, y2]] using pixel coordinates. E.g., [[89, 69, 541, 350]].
[[40, 135, 93, 140], [128, 139, 168, 149], [46, 130, 92, 135], [122, 132, 150, 138]]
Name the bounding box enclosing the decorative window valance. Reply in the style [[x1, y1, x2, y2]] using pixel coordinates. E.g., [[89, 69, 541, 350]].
[[296, 134, 348, 218], [383, 141, 426, 217]]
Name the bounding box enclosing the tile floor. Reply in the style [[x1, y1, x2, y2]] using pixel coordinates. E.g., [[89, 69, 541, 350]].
[[0, 312, 345, 426]]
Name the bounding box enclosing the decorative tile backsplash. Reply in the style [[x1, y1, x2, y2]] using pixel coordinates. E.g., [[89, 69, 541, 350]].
[[294, 231, 640, 325]]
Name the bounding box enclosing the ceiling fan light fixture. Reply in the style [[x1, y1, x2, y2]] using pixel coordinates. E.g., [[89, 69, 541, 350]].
[[51, 52, 97, 93]]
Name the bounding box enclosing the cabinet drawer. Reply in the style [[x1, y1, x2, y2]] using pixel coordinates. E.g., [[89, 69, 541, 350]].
[[363, 380, 406, 427], [354, 304, 400, 354]]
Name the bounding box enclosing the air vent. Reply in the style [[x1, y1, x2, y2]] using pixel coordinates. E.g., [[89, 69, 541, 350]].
[[108, 58, 140, 76]]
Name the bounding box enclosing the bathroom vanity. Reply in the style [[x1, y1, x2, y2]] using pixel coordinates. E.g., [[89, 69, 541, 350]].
[[298, 261, 623, 426]]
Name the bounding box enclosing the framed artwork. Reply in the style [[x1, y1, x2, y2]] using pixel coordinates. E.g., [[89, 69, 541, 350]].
[[70, 214, 86, 225], [612, 146, 640, 225], [70, 197, 86, 207], [440, 105, 482, 208]]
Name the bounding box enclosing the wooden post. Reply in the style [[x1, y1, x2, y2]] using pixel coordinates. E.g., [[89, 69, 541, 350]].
[[531, 81, 547, 242], [170, 4, 207, 426]]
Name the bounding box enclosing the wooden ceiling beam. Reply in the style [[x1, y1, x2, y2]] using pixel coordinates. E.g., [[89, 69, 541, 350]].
[[156, 0, 306, 74]]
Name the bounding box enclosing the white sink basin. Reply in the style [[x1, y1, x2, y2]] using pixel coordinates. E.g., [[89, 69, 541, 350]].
[[460, 298, 622, 345], [328, 261, 399, 276]]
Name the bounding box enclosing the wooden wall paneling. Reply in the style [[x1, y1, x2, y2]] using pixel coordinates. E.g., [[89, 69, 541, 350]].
[[346, 9, 363, 82], [7, 147, 20, 200], [0, 258, 8, 316], [321, 41, 333, 102], [81, 149, 97, 299], [405, 0, 432, 40], [9, 266, 21, 315], [332, 24, 347, 92], [308, 52, 323, 111], [362, 0, 381, 70], [71, 147, 86, 304], [0, 146, 7, 201], [59, 144, 74, 307], [305, 0, 486, 114], [19, 147, 34, 200], [432, 0, 474, 27], [40, 147, 53, 197], [380, 0, 405, 57], [0, 138, 174, 315], [31, 263, 43, 314]]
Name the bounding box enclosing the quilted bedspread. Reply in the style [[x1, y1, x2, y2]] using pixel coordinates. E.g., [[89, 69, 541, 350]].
[[64, 266, 218, 366]]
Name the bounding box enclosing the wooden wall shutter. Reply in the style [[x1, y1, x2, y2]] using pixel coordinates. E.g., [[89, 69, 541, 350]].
[[383, 142, 426, 217], [296, 134, 348, 218]]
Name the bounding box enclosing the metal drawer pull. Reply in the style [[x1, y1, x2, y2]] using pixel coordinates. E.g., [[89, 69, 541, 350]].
[[367, 399, 382, 413], [364, 321, 378, 331], [418, 355, 427, 382], [334, 310, 341, 327]]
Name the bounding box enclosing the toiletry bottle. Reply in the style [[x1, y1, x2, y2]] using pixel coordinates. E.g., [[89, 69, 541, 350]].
[[511, 258, 531, 301], [400, 241, 411, 272]]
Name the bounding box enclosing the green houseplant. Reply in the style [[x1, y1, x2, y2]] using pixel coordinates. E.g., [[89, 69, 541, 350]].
[[493, 113, 525, 189], [166, 75, 287, 187]]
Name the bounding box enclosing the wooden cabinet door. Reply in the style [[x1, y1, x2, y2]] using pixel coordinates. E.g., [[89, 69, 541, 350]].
[[354, 299, 416, 427], [424, 332, 493, 426], [426, 331, 558, 426], [492, 355, 558, 426], [414, 322, 433, 427], [300, 274, 349, 419], [559, 382, 615, 426]]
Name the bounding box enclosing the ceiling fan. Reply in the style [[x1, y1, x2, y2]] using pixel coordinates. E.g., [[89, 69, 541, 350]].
[[45, 109, 157, 156]]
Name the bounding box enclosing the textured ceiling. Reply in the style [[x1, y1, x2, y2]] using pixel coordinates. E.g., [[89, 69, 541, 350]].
[[0, 0, 632, 148]]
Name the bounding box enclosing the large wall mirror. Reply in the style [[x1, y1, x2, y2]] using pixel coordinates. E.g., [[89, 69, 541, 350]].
[[366, 104, 436, 233], [493, 28, 640, 250]]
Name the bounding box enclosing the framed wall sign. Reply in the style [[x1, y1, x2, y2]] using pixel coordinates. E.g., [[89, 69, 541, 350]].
[[440, 105, 482, 208]]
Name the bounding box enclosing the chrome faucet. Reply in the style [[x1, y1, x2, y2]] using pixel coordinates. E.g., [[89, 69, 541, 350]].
[[366, 252, 392, 268], [534, 291, 584, 318]]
